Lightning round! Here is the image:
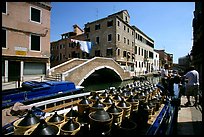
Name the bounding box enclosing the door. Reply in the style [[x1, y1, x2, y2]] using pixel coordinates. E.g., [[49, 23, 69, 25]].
[[8, 61, 20, 82]]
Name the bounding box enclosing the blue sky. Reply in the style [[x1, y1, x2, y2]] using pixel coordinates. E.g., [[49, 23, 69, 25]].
[[50, 2, 195, 63]]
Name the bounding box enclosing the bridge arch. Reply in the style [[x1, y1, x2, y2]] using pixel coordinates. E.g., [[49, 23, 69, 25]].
[[50, 57, 131, 86], [78, 65, 123, 86]]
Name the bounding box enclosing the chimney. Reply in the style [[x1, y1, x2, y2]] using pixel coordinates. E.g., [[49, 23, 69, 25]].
[[73, 24, 83, 35]]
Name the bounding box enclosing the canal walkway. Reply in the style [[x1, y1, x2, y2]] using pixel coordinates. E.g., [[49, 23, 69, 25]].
[[177, 95, 202, 135]]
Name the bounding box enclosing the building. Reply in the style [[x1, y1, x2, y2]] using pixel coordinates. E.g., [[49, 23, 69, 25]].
[[154, 49, 173, 69], [178, 55, 191, 72], [2, 2, 51, 82], [191, 2, 203, 90], [50, 24, 89, 67], [153, 50, 160, 71], [133, 25, 155, 74], [190, 1, 203, 90], [84, 10, 155, 75]]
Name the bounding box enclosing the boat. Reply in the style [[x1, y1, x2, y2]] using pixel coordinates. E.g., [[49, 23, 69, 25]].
[[2, 77, 182, 135], [2, 80, 84, 109]]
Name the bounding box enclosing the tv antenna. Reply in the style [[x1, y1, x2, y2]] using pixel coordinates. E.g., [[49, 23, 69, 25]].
[[96, 8, 98, 19], [113, 5, 116, 12]]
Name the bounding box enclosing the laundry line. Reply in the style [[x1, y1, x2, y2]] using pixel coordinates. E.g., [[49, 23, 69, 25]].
[[71, 39, 93, 54]]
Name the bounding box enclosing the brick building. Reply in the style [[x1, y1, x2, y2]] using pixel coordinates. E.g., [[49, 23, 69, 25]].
[[50, 10, 159, 75], [2, 2, 51, 82], [84, 10, 156, 75], [50, 24, 89, 67], [154, 49, 173, 69]]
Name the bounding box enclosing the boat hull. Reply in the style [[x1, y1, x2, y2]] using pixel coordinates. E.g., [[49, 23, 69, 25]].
[[2, 81, 84, 109]]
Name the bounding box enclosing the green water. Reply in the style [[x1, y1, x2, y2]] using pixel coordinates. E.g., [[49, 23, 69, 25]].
[[83, 76, 161, 91]]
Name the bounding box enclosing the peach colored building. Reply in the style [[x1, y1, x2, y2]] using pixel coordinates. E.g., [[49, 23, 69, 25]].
[[2, 2, 51, 82], [154, 49, 173, 69], [50, 24, 89, 67]]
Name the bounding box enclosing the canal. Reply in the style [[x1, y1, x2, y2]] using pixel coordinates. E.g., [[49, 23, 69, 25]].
[[82, 76, 161, 91]]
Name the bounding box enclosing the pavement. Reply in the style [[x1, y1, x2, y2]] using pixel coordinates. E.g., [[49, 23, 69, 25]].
[[177, 96, 202, 135]]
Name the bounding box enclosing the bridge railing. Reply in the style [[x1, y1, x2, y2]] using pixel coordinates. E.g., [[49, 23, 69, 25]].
[[61, 57, 131, 83], [49, 58, 88, 75]]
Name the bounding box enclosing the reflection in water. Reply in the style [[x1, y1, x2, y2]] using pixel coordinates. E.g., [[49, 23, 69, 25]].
[[83, 76, 161, 91]]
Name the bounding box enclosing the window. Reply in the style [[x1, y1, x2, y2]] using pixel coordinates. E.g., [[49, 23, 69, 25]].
[[106, 48, 113, 56], [127, 28, 129, 33], [108, 34, 112, 42], [117, 48, 120, 56], [149, 51, 153, 58], [95, 50, 100, 56], [125, 16, 128, 22], [95, 24, 100, 30], [30, 7, 41, 23], [59, 53, 62, 60], [135, 46, 137, 54], [117, 21, 120, 26], [107, 20, 113, 27], [31, 34, 40, 51], [2, 29, 6, 48], [138, 47, 140, 55], [2, 60, 5, 76], [2, 2, 6, 14], [124, 25, 126, 31], [144, 50, 147, 58], [86, 34, 89, 39], [147, 40, 154, 48], [96, 36, 100, 44], [139, 35, 142, 42], [117, 34, 120, 41], [142, 48, 143, 56], [127, 39, 129, 45], [123, 51, 127, 57], [127, 52, 130, 58], [85, 27, 90, 32], [124, 37, 126, 44], [146, 50, 148, 58]]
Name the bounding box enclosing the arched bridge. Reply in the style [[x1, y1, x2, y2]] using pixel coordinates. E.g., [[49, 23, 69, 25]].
[[48, 57, 131, 86]]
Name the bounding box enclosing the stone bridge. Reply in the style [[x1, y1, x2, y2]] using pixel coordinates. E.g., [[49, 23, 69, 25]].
[[49, 57, 131, 86]]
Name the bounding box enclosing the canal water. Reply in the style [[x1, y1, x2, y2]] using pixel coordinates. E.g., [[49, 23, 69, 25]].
[[83, 76, 161, 91]]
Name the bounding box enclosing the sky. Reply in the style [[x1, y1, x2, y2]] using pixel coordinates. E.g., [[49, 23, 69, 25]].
[[50, 2, 195, 64]]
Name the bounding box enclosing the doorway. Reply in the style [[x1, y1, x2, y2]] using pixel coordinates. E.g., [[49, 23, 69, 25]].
[[8, 61, 20, 82]]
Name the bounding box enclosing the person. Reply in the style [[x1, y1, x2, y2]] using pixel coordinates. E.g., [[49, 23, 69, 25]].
[[183, 65, 199, 106], [160, 64, 170, 96]]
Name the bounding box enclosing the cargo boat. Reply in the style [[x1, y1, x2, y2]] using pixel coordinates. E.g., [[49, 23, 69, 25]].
[[2, 81, 84, 109], [2, 78, 182, 135]]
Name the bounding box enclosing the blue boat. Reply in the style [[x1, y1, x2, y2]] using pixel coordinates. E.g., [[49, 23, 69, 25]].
[[2, 81, 84, 109]]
